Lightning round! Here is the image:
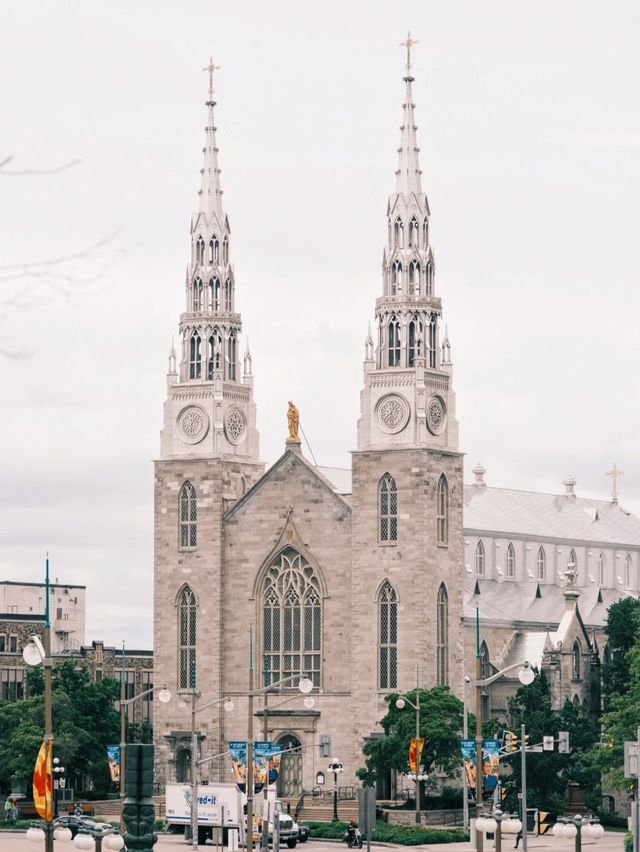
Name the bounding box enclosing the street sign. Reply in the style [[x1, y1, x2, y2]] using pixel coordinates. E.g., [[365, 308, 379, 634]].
[[625, 741, 639, 778], [543, 737, 554, 751]]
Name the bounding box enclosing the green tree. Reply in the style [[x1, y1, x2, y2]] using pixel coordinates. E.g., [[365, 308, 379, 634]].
[[601, 597, 640, 706], [507, 671, 599, 813], [0, 661, 120, 795], [357, 686, 464, 788]]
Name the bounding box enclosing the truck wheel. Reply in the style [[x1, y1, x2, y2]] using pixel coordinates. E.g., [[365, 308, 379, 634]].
[[287, 840, 297, 848]]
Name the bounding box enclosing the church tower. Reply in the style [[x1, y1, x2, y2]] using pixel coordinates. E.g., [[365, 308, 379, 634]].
[[153, 63, 264, 787], [351, 37, 464, 770]]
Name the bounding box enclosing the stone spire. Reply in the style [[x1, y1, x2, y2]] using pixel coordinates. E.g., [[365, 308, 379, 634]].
[[199, 58, 224, 217], [395, 33, 423, 197], [356, 36, 459, 453], [160, 61, 260, 461]]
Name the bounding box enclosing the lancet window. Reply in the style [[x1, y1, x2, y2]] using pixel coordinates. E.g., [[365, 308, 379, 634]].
[[388, 318, 401, 367], [537, 546, 546, 580], [626, 553, 632, 588], [428, 314, 437, 367], [179, 482, 197, 549], [598, 554, 605, 585], [569, 548, 578, 578], [391, 261, 402, 296], [262, 548, 321, 688], [506, 542, 516, 578], [572, 640, 581, 679], [436, 474, 449, 546], [178, 585, 197, 689], [225, 278, 232, 311], [196, 236, 205, 265], [436, 583, 448, 686], [207, 329, 222, 379], [189, 332, 202, 379], [426, 262, 433, 296], [408, 217, 419, 248], [223, 236, 229, 265], [475, 540, 485, 576], [408, 317, 422, 367], [228, 331, 237, 380], [409, 260, 420, 295], [379, 473, 398, 542], [378, 582, 398, 690], [210, 236, 219, 264], [192, 278, 203, 311], [394, 218, 404, 249], [422, 218, 428, 249]]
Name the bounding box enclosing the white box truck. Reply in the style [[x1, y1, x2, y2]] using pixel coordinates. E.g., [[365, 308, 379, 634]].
[[165, 783, 241, 846]]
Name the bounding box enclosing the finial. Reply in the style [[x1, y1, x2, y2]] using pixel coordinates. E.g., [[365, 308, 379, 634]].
[[606, 463, 623, 503], [400, 31, 419, 79], [203, 57, 221, 103]]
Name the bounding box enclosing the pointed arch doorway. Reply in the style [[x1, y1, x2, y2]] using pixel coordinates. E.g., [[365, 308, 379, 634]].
[[276, 734, 302, 798]]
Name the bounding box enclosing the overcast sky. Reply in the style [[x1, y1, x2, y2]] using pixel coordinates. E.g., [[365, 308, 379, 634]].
[[2, 1, 639, 649]]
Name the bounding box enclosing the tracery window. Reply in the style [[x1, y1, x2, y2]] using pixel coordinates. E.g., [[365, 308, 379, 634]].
[[394, 218, 404, 249], [408, 317, 422, 367], [262, 548, 321, 688], [179, 481, 197, 548], [193, 278, 203, 311], [228, 331, 237, 380], [178, 585, 197, 690], [572, 639, 581, 680], [475, 540, 485, 576], [378, 581, 398, 689], [189, 332, 202, 379], [436, 474, 448, 546], [537, 546, 546, 580], [391, 261, 402, 296], [196, 236, 205, 264], [409, 260, 420, 295], [388, 318, 401, 367], [506, 542, 516, 578], [210, 236, 219, 264], [408, 217, 419, 248], [207, 330, 222, 379], [598, 553, 605, 586], [479, 640, 490, 679], [379, 473, 398, 543], [428, 314, 436, 367], [436, 583, 448, 686]]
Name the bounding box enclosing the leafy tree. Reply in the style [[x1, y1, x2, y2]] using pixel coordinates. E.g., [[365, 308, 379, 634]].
[[506, 670, 599, 813], [601, 597, 640, 706], [357, 686, 464, 789], [0, 661, 120, 795]]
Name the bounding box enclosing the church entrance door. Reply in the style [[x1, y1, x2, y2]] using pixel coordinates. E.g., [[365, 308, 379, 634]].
[[276, 735, 302, 798]]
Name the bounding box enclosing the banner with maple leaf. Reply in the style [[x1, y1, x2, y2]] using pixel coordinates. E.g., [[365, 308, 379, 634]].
[[33, 739, 53, 821], [408, 737, 425, 773]]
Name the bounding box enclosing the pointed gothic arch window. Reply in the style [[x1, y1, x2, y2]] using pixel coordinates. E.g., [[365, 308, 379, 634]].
[[479, 640, 491, 679], [189, 332, 202, 379], [207, 329, 222, 380], [426, 262, 434, 296], [225, 277, 232, 311], [379, 473, 398, 543], [377, 319, 383, 369], [506, 542, 516, 578], [572, 639, 581, 680], [213, 278, 221, 311], [192, 278, 203, 311], [475, 540, 485, 576], [408, 217, 419, 248], [179, 481, 197, 548], [428, 314, 437, 367], [262, 547, 321, 688], [222, 236, 229, 265], [394, 218, 404, 249], [178, 585, 197, 689], [378, 582, 398, 689], [407, 317, 422, 367], [388, 318, 401, 367], [598, 553, 605, 585], [626, 553, 632, 588], [436, 583, 448, 685], [422, 218, 428, 249], [536, 546, 546, 580], [569, 548, 578, 578], [391, 261, 403, 296], [409, 260, 420, 295], [209, 236, 219, 264], [196, 236, 205, 265], [208, 279, 215, 310], [436, 474, 449, 546], [228, 331, 237, 381]]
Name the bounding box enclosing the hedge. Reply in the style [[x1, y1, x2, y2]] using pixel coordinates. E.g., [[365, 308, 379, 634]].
[[303, 820, 466, 845]]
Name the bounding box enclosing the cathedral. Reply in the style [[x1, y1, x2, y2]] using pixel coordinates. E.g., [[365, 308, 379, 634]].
[[153, 47, 640, 799]]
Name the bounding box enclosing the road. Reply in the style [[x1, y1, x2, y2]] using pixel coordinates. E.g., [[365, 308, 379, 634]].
[[0, 831, 627, 852]]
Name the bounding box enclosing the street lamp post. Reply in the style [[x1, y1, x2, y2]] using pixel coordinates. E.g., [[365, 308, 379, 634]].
[[553, 814, 604, 852], [328, 759, 343, 822], [52, 758, 65, 818], [395, 681, 424, 825]]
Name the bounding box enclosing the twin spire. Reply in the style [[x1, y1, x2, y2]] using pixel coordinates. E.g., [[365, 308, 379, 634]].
[[395, 33, 423, 197], [199, 58, 224, 218]]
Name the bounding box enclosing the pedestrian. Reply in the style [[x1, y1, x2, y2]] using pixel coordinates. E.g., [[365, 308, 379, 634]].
[[514, 825, 523, 848], [3, 798, 12, 822], [74, 802, 83, 817]]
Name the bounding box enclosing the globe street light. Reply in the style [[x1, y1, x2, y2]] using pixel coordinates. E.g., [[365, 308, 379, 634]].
[[553, 815, 604, 852]]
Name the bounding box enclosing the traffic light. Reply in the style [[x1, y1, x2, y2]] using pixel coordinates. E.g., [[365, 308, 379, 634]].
[[500, 785, 507, 802], [521, 733, 529, 751], [558, 731, 570, 754], [502, 730, 518, 752]]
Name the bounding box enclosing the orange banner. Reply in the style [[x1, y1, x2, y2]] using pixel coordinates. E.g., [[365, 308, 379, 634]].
[[409, 737, 425, 773], [33, 740, 53, 821]]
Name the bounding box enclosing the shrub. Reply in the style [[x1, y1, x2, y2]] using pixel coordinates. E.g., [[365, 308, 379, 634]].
[[625, 831, 633, 852], [303, 820, 466, 845]]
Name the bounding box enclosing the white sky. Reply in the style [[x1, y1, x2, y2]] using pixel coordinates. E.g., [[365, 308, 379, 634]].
[[2, 1, 639, 649]]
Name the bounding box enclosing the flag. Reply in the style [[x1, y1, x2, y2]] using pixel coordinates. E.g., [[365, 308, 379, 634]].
[[409, 737, 425, 773], [33, 740, 53, 821]]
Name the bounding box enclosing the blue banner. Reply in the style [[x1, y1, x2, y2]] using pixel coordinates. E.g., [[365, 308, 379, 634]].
[[460, 738, 500, 798]]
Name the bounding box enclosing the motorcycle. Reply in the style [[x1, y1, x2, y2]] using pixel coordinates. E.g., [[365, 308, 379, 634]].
[[343, 826, 363, 849]]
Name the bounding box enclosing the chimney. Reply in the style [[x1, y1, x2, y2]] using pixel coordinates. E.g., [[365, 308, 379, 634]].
[[472, 463, 486, 487], [563, 476, 577, 497]]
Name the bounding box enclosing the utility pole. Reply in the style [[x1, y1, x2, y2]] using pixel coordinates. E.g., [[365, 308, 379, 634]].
[[475, 608, 483, 852], [247, 626, 255, 852], [43, 555, 53, 852], [520, 724, 528, 852]]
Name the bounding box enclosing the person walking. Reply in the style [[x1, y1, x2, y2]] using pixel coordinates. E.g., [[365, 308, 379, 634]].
[[3, 798, 12, 822]]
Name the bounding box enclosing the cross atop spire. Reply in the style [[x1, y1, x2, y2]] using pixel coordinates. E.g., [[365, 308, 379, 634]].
[[606, 463, 623, 503], [400, 31, 419, 80], [203, 57, 221, 103]]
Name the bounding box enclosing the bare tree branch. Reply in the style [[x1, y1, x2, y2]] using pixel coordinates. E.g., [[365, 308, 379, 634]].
[[0, 154, 82, 176]]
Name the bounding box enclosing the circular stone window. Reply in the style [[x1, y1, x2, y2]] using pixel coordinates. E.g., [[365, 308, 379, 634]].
[[376, 393, 410, 434], [178, 405, 209, 444], [224, 406, 246, 445], [426, 395, 447, 435]]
